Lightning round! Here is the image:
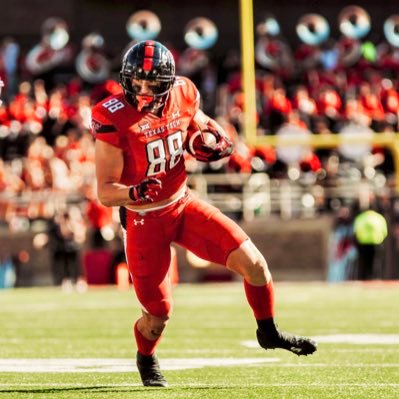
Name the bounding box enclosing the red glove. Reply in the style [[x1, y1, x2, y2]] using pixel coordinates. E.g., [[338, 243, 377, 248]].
[[192, 127, 234, 162], [128, 177, 162, 204]]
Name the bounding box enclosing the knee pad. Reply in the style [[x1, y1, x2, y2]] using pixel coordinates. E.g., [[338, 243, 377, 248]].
[[145, 298, 173, 318]]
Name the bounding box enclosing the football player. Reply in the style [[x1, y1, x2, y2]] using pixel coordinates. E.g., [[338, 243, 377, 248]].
[[92, 40, 317, 387]]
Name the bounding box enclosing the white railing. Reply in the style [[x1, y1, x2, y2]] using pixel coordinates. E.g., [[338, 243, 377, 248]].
[[0, 173, 392, 222], [188, 173, 391, 220], [187, 173, 270, 221]]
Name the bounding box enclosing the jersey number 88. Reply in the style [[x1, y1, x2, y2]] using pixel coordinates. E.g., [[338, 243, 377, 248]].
[[146, 131, 183, 176]]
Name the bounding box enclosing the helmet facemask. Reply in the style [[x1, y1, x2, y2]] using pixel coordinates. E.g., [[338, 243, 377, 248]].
[[120, 74, 174, 112]]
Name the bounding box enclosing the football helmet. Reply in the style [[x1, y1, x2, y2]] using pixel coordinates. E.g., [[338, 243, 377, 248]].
[[120, 40, 175, 111]]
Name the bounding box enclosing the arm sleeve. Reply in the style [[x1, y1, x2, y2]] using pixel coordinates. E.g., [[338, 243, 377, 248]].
[[178, 76, 201, 116], [91, 106, 121, 148]]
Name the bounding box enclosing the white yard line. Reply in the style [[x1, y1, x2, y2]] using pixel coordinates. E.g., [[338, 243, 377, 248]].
[[242, 334, 399, 348], [273, 363, 399, 367], [311, 334, 399, 344], [332, 348, 399, 352], [0, 358, 399, 373], [0, 358, 279, 373]]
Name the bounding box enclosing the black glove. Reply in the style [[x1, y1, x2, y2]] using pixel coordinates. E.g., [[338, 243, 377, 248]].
[[128, 177, 162, 204], [194, 127, 234, 162]]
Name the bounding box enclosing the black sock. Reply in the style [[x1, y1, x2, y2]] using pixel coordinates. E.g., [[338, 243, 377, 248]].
[[256, 317, 278, 333]]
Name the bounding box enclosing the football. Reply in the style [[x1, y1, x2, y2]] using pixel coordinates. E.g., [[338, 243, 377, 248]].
[[186, 129, 217, 157]]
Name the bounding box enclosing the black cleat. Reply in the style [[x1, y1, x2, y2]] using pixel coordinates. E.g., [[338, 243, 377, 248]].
[[257, 328, 317, 356], [136, 352, 168, 387]]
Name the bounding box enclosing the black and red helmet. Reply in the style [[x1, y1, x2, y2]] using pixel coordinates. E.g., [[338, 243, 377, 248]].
[[120, 40, 175, 111]]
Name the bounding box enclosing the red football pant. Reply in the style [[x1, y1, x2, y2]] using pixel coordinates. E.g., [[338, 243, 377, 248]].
[[121, 191, 248, 317]]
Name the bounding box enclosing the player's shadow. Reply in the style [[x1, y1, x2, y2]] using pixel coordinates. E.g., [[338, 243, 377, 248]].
[[0, 386, 150, 394], [1, 385, 246, 394]]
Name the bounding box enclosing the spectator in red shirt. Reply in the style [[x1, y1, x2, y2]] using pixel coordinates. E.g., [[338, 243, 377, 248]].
[[263, 87, 292, 132], [291, 86, 317, 129], [381, 87, 399, 129], [344, 97, 371, 127], [315, 85, 342, 131], [358, 82, 385, 130]]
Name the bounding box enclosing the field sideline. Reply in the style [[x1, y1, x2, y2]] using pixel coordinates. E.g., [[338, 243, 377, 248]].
[[1, 282, 399, 398]]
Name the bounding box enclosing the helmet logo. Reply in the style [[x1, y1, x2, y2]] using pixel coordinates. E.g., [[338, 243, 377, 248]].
[[143, 43, 155, 71]]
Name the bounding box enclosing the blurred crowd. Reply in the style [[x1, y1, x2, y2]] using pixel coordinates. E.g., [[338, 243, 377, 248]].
[[1, 18, 399, 284], [1, 30, 398, 207]]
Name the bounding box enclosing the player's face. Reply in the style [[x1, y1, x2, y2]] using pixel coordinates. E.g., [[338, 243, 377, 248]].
[[131, 78, 164, 112], [131, 79, 162, 96]]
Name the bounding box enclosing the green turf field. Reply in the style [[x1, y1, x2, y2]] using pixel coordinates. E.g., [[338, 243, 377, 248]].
[[1, 282, 399, 398]]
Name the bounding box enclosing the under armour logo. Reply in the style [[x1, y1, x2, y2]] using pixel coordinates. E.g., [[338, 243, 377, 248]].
[[133, 219, 145, 226]]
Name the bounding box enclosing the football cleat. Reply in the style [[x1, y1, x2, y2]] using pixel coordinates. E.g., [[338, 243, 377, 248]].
[[256, 328, 317, 356], [136, 352, 168, 387]]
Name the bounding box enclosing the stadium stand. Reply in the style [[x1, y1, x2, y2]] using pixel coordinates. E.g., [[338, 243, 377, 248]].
[[1, 3, 399, 285]]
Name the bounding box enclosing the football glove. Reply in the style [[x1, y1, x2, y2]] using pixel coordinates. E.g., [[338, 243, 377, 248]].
[[192, 127, 234, 162], [128, 177, 162, 204]]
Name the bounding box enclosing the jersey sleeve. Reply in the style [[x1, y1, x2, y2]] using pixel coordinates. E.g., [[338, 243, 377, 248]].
[[91, 104, 121, 148], [175, 76, 201, 117]]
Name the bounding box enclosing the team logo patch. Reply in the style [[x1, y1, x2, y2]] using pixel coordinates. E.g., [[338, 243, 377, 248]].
[[91, 119, 102, 132], [91, 119, 116, 134], [139, 122, 151, 132]]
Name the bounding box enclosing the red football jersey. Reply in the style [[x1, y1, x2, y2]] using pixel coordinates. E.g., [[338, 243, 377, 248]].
[[91, 76, 200, 201]]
